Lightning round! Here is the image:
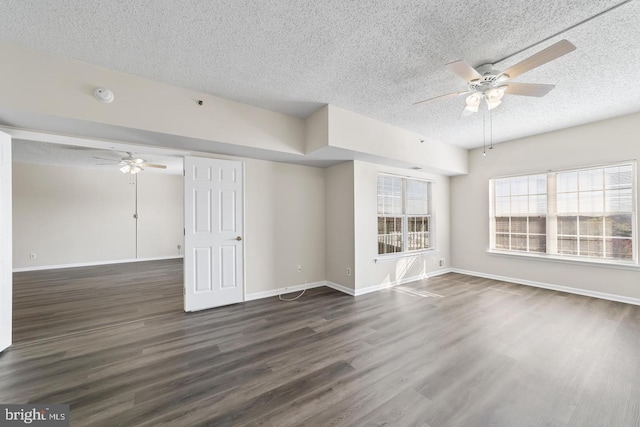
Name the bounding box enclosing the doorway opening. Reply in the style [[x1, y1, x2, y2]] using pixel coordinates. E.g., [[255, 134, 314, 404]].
[[11, 136, 186, 344]]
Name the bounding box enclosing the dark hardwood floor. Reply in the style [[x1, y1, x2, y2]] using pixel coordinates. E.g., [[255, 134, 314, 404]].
[[2, 261, 640, 426], [12, 259, 183, 343]]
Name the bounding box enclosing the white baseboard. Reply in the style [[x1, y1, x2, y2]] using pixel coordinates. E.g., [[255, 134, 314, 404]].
[[353, 268, 453, 296], [245, 270, 454, 301], [245, 281, 327, 301], [324, 281, 356, 296], [13, 255, 184, 273], [451, 268, 640, 307], [323, 269, 453, 297]]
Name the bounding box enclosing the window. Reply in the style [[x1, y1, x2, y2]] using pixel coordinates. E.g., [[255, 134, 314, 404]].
[[377, 175, 432, 255], [490, 162, 636, 264], [494, 174, 547, 253]]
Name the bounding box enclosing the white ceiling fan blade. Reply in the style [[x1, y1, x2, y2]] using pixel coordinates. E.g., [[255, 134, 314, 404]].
[[445, 61, 482, 82], [505, 82, 555, 97], [139, 163, 167, 169], [413, 90, 469, 106], [499, 39, 576, 80]]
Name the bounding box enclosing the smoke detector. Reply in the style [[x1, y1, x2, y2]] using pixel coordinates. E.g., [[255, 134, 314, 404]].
[[94, 87, 114, 103]]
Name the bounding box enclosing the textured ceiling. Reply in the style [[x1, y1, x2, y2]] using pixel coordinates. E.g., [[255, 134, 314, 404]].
[[0, 1, 639, 149]]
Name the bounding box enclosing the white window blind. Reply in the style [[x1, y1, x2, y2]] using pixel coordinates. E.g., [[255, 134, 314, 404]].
[[377, 175, 432, 255], [490, 162, 636, 263]]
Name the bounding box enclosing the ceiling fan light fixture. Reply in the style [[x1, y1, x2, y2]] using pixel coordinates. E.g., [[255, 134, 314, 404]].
[[120, 164, 143, 174], [487, 86, 506, 100], [465, 92, 481, 112]]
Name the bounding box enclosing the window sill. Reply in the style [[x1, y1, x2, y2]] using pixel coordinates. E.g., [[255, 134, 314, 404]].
[[375, 249, 439, 263], [487, 249, 640, 271]]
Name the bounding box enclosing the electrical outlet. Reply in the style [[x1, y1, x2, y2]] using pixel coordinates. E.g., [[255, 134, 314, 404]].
[[439, 259, 445, 268], [347, 268, 352, 276], [177, 244, 182, 250], [297, 265, 303, 273], [29, 252, 36, 259]]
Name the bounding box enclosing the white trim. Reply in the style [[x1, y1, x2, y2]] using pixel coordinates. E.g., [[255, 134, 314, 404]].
[[324, 281, 356, 296], [489, 159, 637, 180], [451, 268, 640, 307], [245, 269, 454, 301], [489, 161, 638, 264], [378, 172, 434, 184], [487, 249, 640, 271], [377, 174, 435, 256], [354, 268, 452, 296], [12, 255, 184, 273], [375, 249, 440, 263], [245, 281, 327, 301]]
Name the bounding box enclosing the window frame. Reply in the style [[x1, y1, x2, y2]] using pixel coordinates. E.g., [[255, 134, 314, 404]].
[[489, 161, 638, 266], [377, 173, 435, 257]]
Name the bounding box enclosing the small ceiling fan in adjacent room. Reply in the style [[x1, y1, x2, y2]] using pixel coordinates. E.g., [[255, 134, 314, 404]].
[[414, 39, 576, 114], [93, 152, 167, 174]]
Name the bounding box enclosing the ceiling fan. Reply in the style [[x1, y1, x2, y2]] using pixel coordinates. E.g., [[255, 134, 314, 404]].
[[93, 152, 167, 174], [414, 39, 576, 114]]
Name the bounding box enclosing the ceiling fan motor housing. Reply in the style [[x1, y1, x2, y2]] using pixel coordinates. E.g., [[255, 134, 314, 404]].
[[467, 64, 504, 91]]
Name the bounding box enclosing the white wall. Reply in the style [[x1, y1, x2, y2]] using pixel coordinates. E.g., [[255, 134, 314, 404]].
[[137, 172, 184, 259], [353, 161, 451, 291], [244, 158, 326, 294], [451, 112, 640, 300], [12, 163, 183, 269], [324, 162, 355, 289], [327, 105, 468, 175]]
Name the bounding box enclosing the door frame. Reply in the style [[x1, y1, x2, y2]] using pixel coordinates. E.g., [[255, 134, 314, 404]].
[[0, 131, 12, 352]]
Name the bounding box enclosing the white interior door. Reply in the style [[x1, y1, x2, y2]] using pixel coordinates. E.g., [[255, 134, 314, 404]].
[[0, 132, 12, 352], [184, 157, 244, 311]]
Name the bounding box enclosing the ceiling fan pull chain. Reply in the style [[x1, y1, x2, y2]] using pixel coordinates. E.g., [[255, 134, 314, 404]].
[[489, 110, 494, 150], [483, 110, 487, 157]]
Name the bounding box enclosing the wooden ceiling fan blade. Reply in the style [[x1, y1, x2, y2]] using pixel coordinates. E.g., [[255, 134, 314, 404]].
[[505, 82, 555, 97], [413, 90, 469, 106], [500, 39, 576, 80], [139, 163, 167, 169], [445, 61, 482, 82]]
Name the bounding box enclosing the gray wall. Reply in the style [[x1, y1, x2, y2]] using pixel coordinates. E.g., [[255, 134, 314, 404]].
[[324, 161, 355, 289], [451, 112, 640, 300], [13, 163, 183, 268]]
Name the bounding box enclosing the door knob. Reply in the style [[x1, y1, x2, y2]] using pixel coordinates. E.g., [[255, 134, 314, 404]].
[[236, 236, 243, 241]]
